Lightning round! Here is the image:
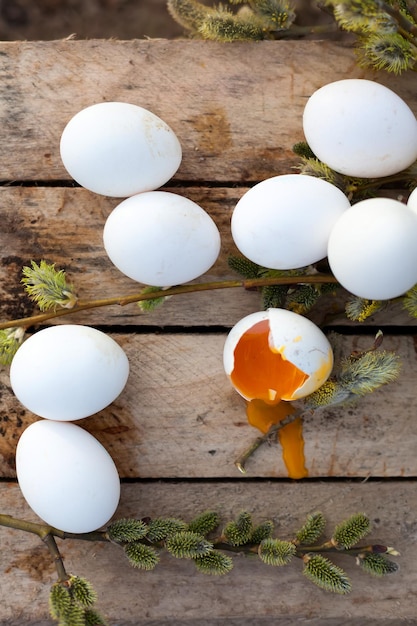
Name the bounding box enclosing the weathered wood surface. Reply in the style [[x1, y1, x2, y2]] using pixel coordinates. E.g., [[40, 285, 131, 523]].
[[0, 39, 415, 184], [0, 481, 415, 625], [0, 185, 414, 328], [0, 333, 416, 479], [0, 39, 416, 624]]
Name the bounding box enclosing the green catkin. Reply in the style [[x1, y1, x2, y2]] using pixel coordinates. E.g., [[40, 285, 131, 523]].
[[68, 576, 97, 607], [261, 284, 288, 309], [223, 512, 253, 546], [107, 518, 149, 543], [294, 512, 326, 545], [84, 608, 109, 626], [250, 0, 296, 29], [0, 327, 25, 365], [358, 552, 400, 576], [21, 260, 76, 311], [332, 513, 371, 549], [345, 297, 383, 322], [166, 0, 212, 31], [228, 255, 262, 279], [303, 379, 351, 409], [165, 531, 214, 559], [199, 10, 266, 41], [194, 551, 234, 575], [258, 538, 296, 565], [303, 554, 352, 594], [188, 511, 220, 536], [124, 542, 160, 570], [146, 517, 188, 542], [338, 351, 401, 396], [250, 520, 275, 543]]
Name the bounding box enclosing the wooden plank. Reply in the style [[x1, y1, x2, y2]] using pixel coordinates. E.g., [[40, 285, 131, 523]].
[[0, 185, 261, 327], [1, 333, 415, 479], [0, 480, 414, 624], [0, 186, 415, 328], [0, 40, 416, 183]]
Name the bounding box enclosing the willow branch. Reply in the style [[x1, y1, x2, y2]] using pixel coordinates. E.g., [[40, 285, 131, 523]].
[[234, 409, 305, 473], [0, 514, 108, 542], [0, 273, 337, 331]]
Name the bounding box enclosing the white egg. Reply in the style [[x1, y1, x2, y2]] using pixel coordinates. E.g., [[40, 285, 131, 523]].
[[223, 308, 333, 402], [10, 325, 129, 421], [303, 79, 417, 178], [407, 187, 417, 213], [328, 197, 417, 300], [60, 102, 182, 197], [231, 174, 350, 269], [103, 191, 221, 286], [16, 420, 120, 533]]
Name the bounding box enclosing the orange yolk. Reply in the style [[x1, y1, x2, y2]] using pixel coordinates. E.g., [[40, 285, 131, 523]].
[[230, 320, 308, 404], [246, 399, 308, 479], [231, 320, 308, 479]]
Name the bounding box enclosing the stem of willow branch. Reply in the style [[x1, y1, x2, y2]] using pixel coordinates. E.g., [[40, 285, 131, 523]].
[[43, 533, 69, 583], [0, 273, 337, 331], [234, 410, 304, 474], [0, 514, 108, 542]]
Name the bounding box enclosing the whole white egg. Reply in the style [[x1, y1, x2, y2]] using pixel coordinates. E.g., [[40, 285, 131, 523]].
[[16, 420, 120, 533], [103, 191, 221, 286], [303, 79, 417, 178], [223, 308, 333, 402], [60, 102, 182, 197], [10, 325, 129, 420], [328, 197, 417, 299], [231, 174, 350, 269]]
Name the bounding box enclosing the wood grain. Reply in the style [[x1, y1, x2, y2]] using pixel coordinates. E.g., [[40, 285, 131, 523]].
[[0, 481, 414, 625], [0, 38, 416, 625], [0, 186, 414, 328], [0, 39, 415, 184], [1, 333, 415, 480]]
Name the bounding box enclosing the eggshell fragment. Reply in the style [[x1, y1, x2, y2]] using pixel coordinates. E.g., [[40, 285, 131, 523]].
[[103, 191, 221, 286], [10, 325, 129, 421], [16, 420, 120, 533], [60, 102, 182, 197], [231, 174, 350, 270], [303, 79, 417, 178], [328, 197, 417, 299], [223, 308, 333, 402]]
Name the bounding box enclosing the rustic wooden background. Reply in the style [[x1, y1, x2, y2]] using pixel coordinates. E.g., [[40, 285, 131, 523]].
[[0, 39, 416, 625]]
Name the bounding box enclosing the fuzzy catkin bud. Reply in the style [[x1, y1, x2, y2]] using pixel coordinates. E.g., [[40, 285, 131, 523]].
[[303, 554, 352, 594], [124, 542, 160, 570], [250, 520, 275, 544], [188, 511, 220, 536], [146, 517, 188, 542], [332, 513, 371, 549], [68, 576, 97, 607], [258, 538, 296, 566], [165, 531, 213, 559], [223, 512, 253, 546], [294, 512, 326, 545], [194, 550, 234, 575], [358, 552, 399, 576], [107, 518, 148, 543]]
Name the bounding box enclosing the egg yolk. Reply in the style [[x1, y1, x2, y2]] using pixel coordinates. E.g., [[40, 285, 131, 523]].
[[231, 320, 308, 479], [246, 399, 308, 479], [230, 320, 308, 404]]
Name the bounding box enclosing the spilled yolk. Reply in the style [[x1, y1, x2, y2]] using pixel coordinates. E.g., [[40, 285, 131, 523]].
[[230, 320, 308, 404], [247, 399, 308, 479], [231, 320, 309, 479]]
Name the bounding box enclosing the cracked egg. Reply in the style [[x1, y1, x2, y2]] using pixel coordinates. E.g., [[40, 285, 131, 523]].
[[224, 309, 334, 479], [223, 308, 333, 404]]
